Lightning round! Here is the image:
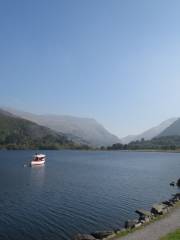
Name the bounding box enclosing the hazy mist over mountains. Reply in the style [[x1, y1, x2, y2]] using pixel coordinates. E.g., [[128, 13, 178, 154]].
[[121, 118, 178, 144], [0, 108, 73, 149], [159, 118, 180, 137], [2, 107, 180, 147], [4, 107, 120, 147]]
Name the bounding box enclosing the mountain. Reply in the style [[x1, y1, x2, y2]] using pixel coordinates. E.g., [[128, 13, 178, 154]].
[[0, 109, 15, 117], [121, 118, 178, 144], [159, 118, 180, 137], [0, 110, 76, 149], [3, 108, 120, 147], [121, 135, 137, 144]]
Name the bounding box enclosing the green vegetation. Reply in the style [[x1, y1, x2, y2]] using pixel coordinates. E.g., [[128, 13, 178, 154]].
[[160, 229, 180, 240], [2, 108, 180, 151], [105, 136, 180, 151], [0, 110, 91, 150]]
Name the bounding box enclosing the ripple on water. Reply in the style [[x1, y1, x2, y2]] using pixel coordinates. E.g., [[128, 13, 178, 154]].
[[0, 150, 180, 240]]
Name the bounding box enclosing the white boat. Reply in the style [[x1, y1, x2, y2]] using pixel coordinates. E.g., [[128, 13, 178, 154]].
[[31, 154, 46, 166]]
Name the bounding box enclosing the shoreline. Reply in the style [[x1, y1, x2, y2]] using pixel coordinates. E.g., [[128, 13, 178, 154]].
[[73, 193, 180, 240], [1, 148, 180, 153], [103, 149, 180, 153], [114, 201, 180, 240]]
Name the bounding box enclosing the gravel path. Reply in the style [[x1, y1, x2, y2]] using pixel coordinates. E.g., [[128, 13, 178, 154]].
[[118, 207, 180, 240]]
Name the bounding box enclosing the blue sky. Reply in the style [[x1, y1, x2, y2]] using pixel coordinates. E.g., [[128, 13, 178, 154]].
[[0, 0, 180, 137]]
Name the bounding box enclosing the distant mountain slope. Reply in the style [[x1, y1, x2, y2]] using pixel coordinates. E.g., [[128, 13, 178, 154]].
[[4, 108, 120, 147], [108, 136, 180, 151], [121, 135, 137, 144], [159, 118, 180, 137], [121, 118, 178, 144], [0, 110, 74, 149], [0, 109, 15, 117]]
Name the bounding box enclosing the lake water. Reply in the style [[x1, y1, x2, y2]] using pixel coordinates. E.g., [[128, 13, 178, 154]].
[[0, 150, 180, 240]]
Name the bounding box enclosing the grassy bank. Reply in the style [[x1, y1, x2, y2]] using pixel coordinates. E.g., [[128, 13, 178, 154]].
[[160, 228, 180, 240]]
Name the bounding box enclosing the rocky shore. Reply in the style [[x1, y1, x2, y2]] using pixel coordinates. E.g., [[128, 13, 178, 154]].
[[73, 179, 180, 240]]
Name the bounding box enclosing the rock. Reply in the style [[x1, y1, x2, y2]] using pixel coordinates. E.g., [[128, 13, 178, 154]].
[[140, 218, 151, 224], [135, 209, 152, 221], [177, 178, 180, 187], [114, 228, 126, 234], [117, 228, 126, 233], [124, 219, 138, 229], [162, 200, 174, 207], [134, 222, 142, 228], [169, 195, 179, 203], [91, 231, 115, 239], [151, 203, 167, 215], [171, 198, 178, 203], [73, 234, 96, 240], [168, 198, 175, 204], [120, 228, 126, 232], [145, 217, 151, 223], [135, 209, 152, 217], [173, 193, 180, 200], [170, 181, 175, 186], [135, 209, 152, 223], [113, 228, 121, 234]]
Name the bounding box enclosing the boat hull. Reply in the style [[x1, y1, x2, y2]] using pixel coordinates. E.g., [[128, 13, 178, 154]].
[[31, 160, 45, 166]]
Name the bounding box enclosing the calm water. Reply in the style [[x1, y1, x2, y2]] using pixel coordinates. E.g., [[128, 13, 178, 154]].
[[0, 150, 180, 240]]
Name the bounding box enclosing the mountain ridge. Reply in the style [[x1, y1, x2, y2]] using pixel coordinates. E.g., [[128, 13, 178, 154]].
[[159, 118, 180, 137], [0, 109, 79, 150], [2, 107, 120, 147], [121, 118, 178, 144]]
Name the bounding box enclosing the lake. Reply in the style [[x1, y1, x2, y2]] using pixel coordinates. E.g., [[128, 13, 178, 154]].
[[0, 150, 179, 240]]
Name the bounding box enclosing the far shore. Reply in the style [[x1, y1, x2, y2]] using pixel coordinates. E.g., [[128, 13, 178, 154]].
[[1, 148, 180, 154], [106, 149, 180, 153]]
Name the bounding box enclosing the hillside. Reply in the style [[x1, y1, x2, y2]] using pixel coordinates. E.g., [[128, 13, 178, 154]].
[[0, 110, 77, 150], [121, 118, 177, 144], [159, 118, 180, 137], [4, 108, 120, 147], [108, 136, 180, 151], [128, 136, 180, 150]]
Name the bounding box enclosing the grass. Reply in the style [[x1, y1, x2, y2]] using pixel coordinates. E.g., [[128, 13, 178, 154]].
[[160, 228, 180, 240]]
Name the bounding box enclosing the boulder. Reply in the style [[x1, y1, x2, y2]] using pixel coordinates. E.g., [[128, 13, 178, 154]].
[[124, 219, 138, 229], [114, 228, 126, 234], [135, 209, 151, 217], [134, 222, 142, 228], [170, 181, 175, 186], [162, 200, 174, 207], [177, 178, 180, 187], [168, 198, 175, 204], [135, 209, 152, 220], [151, 203, 167, 215], [73, 234, 96, 240], [113, 228, 121, 234], [173, 193, 180, 200], [91, 231, 115, 239], [171, 198, 178, 203]]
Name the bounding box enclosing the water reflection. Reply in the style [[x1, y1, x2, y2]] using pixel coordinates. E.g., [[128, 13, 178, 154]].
[[30, 165, 46, 188]]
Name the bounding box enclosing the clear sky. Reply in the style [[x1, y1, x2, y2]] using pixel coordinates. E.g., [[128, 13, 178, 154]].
[[0, 0, 180, 138]]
